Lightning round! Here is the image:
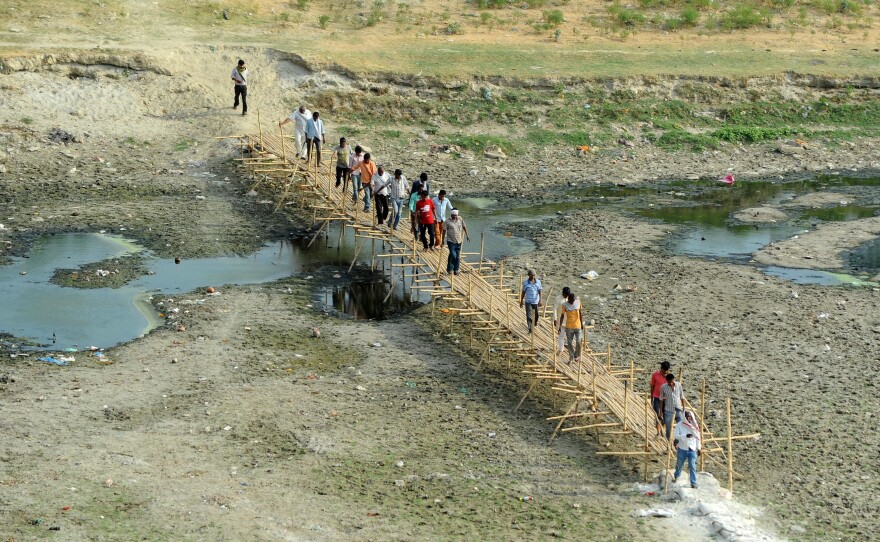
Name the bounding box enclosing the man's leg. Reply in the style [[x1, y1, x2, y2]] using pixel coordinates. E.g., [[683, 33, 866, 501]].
[[452, 243, 461, 272], [335, 166, 344, 187], [233, 86, 241, 108], [392, 199, 402, 228], [446, 242, 455, 273], [652, 397, 664, 434], [573, 329, 582, 360], [380, 195, 389, 222], [525, 303, 534, 333], [240, 86, 247, 114], [673, 448, 687, 482], [306, 138, 313, 165], [532, 303, 539, 327], [664, 413, 674, 440], [351, 175, 360, 202], [565, 328, 577, 361], [313, 138, 322, 166], [688, 450, 698, 487], [363, 185, 372, 211], [427, 223, 435, 248], [419, 224, 429, 249]]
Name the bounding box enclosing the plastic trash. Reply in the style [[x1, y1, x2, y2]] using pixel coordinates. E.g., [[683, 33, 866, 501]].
[[633, 508, 674, 518], [581, 271, 599, 281], [38, 356, 68, 366], [520, 496, 533, 502]]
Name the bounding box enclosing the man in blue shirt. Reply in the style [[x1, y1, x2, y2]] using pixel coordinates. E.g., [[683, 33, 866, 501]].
[[518, 269, 542, 333]]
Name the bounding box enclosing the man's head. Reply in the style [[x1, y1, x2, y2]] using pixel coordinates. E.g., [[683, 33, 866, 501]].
[[527, 269, 536, 279], [355, 145, 363, 155], [238, 59, 245, 67], [363, 152, 371, 162], [394, 168, 402, 179], [377, 165, 384, 175], [299, 105, 305, 113], [567, 293, 576, 303], [660, 361, 671, 374], [438, 189, 446, 200], [562, 286, 571, 298], [340, 137, 346, 145], [312, 112, 320, 119], [420, 172, 428, 182], [666, 373, 675, 385], [684, 410, 696, 424], [420, 190, 429, 198], [450, 209, 459, 220]]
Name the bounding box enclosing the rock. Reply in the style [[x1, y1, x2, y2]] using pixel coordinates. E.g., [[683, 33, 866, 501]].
[[775, 144, 801, 156], [206, 286, 216, 294], [0, 165, 6, 174], [310, 327, 320, 338], [177, 324, 186, 332], [395, 460, 405, 468]]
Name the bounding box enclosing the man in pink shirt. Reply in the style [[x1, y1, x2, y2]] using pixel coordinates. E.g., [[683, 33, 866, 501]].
[[650, 361, 671, 437]]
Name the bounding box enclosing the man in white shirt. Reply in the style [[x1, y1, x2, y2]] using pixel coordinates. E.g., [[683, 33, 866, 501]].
[[305, 112, 326, 167], [371, 166, 392, 226], [672, 410, 702, 489], [231, 59, 248, 116], [432, 190, 453, 248], [390, 169, 408, 230], [278, 105, 311, 159]]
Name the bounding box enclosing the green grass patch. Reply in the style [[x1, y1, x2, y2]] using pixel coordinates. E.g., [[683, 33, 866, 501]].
[[21, 116, 33, 125], [710, 125, 798, 142], [656, 129, 719, 151], [448, 134, 520, 155]]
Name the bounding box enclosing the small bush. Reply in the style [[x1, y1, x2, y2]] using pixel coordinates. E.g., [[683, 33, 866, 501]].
[[318, 14, 330, 28], [21, 117, 34, 125], [543, 9, 564, 26], [657, 130, 717, 151], [719, 5, 770, 29], [474, 0, 507, 8], [681, 6, 699, 25], [480, 11, 492, 24], [296, 0, 309, 11], [446, 22, 464, 34], [609, 4, 646, 27], [711, 126, 795, 142]]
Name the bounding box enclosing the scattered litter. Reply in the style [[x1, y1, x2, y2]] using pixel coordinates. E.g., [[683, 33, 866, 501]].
[[818, 313, 829, 319], [58, 356, 75, 363], [310, 327, 321, 338], [718, 174, 735, 186], [294, 353, 305, 358], [370, 342, 381, 347], [488, 432, 496, 438], [395, 460, 405, 468], [38, 356, 68, 366], [367, 513, 380, 517], [581, 271, 599, 281], [103, 477, 113, 488], [520, 496, 533, 502], [356, 385, 367, 391]]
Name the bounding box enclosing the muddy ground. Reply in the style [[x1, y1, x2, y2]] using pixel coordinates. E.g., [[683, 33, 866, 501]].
[[1, 48, 879, 541]]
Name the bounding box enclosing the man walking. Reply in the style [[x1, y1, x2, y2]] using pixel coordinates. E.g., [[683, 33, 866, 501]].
[[305, 111, 326, 167], [332, 137, 353, 190], [231, 59, 248, 116], [558, 292, 584, 364], [390, 169, 408, 230], [278, 105, 311, 158], [416, 191, 436, 250], [553, 286, 571, 355], [372, 165, 392, 225], [445, 209, 470, 275], [408, 188, 421, 239], [673, 410, 702, 489], [350, 152, 377, 212], [349, 145, 364, 204], [411, 172, 430, 196], [519, 270, 543, 333], [660, 373, 685, 440], [432, 189, 453, 248], [650, 361, 672, 437]]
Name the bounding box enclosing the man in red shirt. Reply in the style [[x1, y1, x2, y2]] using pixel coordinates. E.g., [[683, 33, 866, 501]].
[[416, 191, 436, 250], [650, 361, 671, 437]]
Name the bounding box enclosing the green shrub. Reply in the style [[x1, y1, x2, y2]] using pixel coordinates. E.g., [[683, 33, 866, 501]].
[[609, 4, 646, 26], [318, 14, 330, 28], [680, 6, 699, 25], [446, 21, 464, 34], [657, 130, 717, 151], [296, 0, 309, 10], [474, 0, 507, 8], [711, 126, 795, 142], [718, 5, 770, 29], [543, 9, 565, 26]]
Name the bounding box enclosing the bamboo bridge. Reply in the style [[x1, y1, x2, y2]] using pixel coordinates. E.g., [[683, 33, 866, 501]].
[[221, 116, 759, 494]]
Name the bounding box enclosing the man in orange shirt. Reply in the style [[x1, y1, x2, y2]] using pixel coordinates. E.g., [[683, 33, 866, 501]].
[[650, 361, 671, 437], [350, 152, 377, 212]]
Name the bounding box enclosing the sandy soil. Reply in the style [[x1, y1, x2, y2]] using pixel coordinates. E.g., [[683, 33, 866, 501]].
[[1, 44, 879, 542], [754, 216, 880, 270]]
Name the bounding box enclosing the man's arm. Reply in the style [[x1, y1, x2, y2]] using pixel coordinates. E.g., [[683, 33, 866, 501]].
[[519, 287, 525, 306], [463, 223, 470, 242]]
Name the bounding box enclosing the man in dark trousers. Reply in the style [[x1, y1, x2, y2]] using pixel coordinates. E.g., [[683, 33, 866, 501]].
[[231, 59, 248, 116]]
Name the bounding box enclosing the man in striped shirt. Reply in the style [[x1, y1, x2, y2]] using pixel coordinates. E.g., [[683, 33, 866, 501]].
[[660, 373, 685, 440]]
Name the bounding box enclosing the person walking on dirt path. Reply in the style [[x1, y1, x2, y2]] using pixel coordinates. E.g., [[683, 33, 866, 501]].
[[390, 169, 408, 230], [416, 191, 436, 250], [333, 137, 353, 190], [651, 361, 672, 437], [432, 190, 453, 248], [372, 165, 392, 226], [349, 145, 364, 204], [445, 209, 470, 275], [305, 112, 326, 167], [553, 286, 571, 355], [558, 292, 584, 364], [519, 270, 543, 333], [408, 188, 421, 239], [673, 409, 702, 489], [411, 172, 430, 196], [278, 105, 311, 159], [231, 59, 248, 116], [660, 373, 685, 441], [351, 152, 377, 212]]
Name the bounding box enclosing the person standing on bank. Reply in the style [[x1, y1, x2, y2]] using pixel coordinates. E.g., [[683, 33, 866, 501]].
[[390, 169, 408, 230], [278, 105, 311, 159], [445, 209, 470, 275], [305, 111, 326, 167], [372, 165, 392, 226], [559, 292, 584, 364], [519, 270, 543, 333], [660, 373, 685, 440], [432, 189, 453, 248], [673, 410, 702, 489], [231, 59, 248, 116], [650, 361, 672, 437]]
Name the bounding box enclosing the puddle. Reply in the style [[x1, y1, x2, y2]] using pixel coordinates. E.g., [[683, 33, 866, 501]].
[[847, 237, 880, 273]]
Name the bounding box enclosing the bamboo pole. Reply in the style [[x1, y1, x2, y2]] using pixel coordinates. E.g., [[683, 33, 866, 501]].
[[700, 378, 707, 472], [644, 395, 651, 482], [478, 233, 484, 274], [727, 398, 734, 494], [258, 109, 264, 149]]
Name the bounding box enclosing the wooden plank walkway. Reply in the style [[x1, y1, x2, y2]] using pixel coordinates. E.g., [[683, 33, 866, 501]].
[[228, 122, 757, 492]]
